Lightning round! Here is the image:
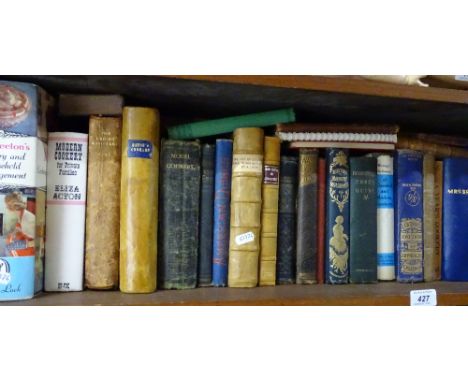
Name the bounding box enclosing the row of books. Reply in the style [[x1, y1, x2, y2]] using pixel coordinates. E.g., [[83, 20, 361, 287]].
[[1, 80, 468, 301]]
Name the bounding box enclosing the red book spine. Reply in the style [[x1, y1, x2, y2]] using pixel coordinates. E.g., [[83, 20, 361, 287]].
[[316, 158, 326, 284]]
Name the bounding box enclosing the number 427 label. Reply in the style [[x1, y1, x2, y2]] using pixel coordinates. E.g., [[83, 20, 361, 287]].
[[410, 289, 437, 306]]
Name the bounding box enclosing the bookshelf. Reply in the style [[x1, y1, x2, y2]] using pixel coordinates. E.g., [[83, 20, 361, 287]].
[[2, 75, 468, 306]]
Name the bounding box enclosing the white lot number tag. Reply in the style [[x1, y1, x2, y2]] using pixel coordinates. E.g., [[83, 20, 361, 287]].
[[235, 232, 255, 246], [410, 289, 437, 306]]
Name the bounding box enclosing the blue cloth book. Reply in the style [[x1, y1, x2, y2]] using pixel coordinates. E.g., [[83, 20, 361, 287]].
[[212, 139, 233, 287], [442, 157, 468, 281], [394, 150, 424, 282]]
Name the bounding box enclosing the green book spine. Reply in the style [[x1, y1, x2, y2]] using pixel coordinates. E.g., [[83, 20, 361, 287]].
[[168, 108, 295, 140]]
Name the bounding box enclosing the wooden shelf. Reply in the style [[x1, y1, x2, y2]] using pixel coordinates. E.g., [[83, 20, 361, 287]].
[[3, 282, 468, 306]]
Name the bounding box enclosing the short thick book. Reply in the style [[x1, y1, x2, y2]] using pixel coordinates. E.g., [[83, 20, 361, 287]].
[[159, 140, 201, 289], [85, 116, 121, 290], [276, 155, 298, 284], [228, 128, 264, 287], [325, 149, 350, 284], [423, 154, 437, 281], [349, 156, 377, 283], [394, 150, 424, 282], [120, 107, 160, 293], [442, 157, 468, 281], [212, 139, 233, 287], [45, 132, 88, 292]]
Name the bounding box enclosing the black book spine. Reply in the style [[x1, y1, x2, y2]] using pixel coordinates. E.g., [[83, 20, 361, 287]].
[[276, 155, 298, 284], [198, 144, 215, 286], [159, 140, 201, 289]]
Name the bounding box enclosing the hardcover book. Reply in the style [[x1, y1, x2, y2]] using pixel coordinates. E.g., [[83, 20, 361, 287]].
[[394, 150, 424, 283], [423, 153, 437, 281], [120, 107, 160, 293], [45, 132, 88, 292], [325, 148, 350, 284], [212, 139, 233, 287], [276, 155, 298, 284], [316, 158, 326, 284], [159, 140, 201, 289], [228, 128, 264, 287], [296, 148, 318, 284], [434, 160, 443, 280], [259, 136, 281, 286], [349, 156, 377, 283], [85, 116, 122, 290]]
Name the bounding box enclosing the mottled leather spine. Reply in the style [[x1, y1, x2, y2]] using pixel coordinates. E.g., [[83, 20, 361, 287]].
[[159, 140, 201, 289], [276, 155, 298, 284], [198, 144, 215, 286], [212, 139, 233, 287], [423, 153, 436, 281], [296, 149, 318, 284]]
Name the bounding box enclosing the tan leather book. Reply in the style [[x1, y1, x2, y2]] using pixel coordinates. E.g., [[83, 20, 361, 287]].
[[434, 160, 443, 280], [397, 136, 468, 158], [85, 116, 122, 289], [423, 153, 436, 281], [259, 136, 281, 286], [120, 107, 160, 293], [228, 127, 264, 287]]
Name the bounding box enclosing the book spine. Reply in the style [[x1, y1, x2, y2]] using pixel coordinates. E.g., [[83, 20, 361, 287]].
[[85, 117, 121, 290], [325, 148, 350, 284], [276, 155, 298, 284], [159, 140, 201, 289], [120, 107, 160, 293], [349, 156, 377, 283], [423, 153, 437, 281], [198, 143, 215, 287], [228, 128, 264, 287], [212, 139, 233, 287], [259, 136, 281, 286], [434, 160, 443, 280], [394, 150, 424, 282], [296, 148, 318, 284], [316, 158, 326, 284], [44, 132, 88, 291], [376, 155, 395, 280]]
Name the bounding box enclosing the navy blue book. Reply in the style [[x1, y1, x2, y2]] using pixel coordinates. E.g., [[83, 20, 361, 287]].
[[212, 139, 233, 287], [394, 150, 424, 282], [325, 149, 350, 284], [442, 157, 468, 281]]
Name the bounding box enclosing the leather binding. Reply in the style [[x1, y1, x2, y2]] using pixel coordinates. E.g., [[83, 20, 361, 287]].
[[376, 155, 395, 281], [349, 156, 377, 283], [198, 143, 215, 287], [159, 140, 201, 289], [276, 155, 298, 284], [85, 116, 121, 290], [212, 139, 233, 287], [423, 153, 437, 281], [296, 149, 318, 284], [434, 160, 443, 280], [259, 136, 281, 286], [394, 150, 424, 282], [120, 107, 160, 293], [397, 136, 468, 159], [325, 148, 350, 284], [442, 157, 468, 281], [316, 158, 326, 284], [228, 128, 264, 287]]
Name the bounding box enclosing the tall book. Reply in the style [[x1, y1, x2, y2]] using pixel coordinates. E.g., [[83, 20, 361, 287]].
[[325, 148, 350, 284], [212, 139, 233, 287], [159, 140, 201, 289], [442, 157, 468, 281], [296, 148, 318, 284], [85, 116, 122, 290], [44, 132, 88, 292], [394, 150, 424, 283], [423, 153, 437, 281], [316, 158, 326, 284], [120, 107, 160, 293], [349, 156, 377, 283], [198, 143, 215, 287], [259, 136, 281, 286], [276, 155, 298, 284], [434, 160, 443, 280], [376, 155, 395, 280], [228, 127, 264, 287]]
